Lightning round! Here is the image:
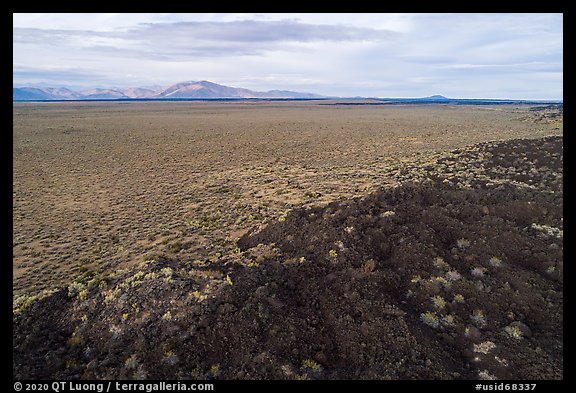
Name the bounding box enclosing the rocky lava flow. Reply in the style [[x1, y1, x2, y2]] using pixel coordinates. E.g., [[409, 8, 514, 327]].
[[14, 136, 562, 380]]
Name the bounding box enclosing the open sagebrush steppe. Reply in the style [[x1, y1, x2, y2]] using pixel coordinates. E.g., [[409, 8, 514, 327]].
[[13, 101, 562, 379]]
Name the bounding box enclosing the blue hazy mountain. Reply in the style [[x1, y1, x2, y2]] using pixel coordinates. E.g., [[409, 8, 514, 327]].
[[14, 80, 325, 101]]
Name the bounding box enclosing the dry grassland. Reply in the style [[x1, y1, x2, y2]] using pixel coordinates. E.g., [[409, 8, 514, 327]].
[[13, 101, 561, 298]]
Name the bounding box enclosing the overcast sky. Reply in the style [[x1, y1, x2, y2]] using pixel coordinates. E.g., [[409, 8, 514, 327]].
[[13, 13, 563, 99]]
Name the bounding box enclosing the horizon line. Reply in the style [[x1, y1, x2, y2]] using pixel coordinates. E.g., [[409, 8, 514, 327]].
[[13, 81, 563, 102]]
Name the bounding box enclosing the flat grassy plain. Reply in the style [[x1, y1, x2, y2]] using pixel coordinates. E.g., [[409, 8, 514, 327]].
[[13, 101, 561, 298]]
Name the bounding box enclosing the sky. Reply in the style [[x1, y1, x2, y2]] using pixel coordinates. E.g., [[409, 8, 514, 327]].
[[13, 13, 563, 99]]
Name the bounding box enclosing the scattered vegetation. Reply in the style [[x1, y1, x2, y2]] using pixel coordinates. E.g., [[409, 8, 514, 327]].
[[504, 325, 524, 340], [13, 103, 562, 380], [446, 270, 462, 281], [431, 295, 446, 309], [210, 364, 220, 378], [302, 359, 322, 372], [471, 309, 487, 328], [488, 257, 503, 268], [433, 256, 450, 270], [421, 311, 440, 329], [456, 239, 471, 249], [453, 294, 465, 304], [471, 267, 486, 278]]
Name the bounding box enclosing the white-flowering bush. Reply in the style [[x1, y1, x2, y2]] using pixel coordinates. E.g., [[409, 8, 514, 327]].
[[457, 238, 471, 249], [471, 267, 486, 278], [471, 309, 487, 328], [446, 270, 462, 281], [489, 256, 502, 268]]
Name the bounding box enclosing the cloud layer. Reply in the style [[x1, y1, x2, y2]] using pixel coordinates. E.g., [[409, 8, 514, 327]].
[[13, 13, 563, 99]]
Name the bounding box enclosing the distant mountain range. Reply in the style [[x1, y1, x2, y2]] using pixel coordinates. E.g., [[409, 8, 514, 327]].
[[14, 82, 558, 103], [13, 80, 325, 101]]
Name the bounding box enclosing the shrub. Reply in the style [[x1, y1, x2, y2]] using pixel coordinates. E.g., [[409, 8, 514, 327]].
[[489, 256, 502, 267], [504, 325, 523, 340], [431, 295, 446, 309], [531, 223, 563, 239], [210, 364, 220, 377], [65, 360, 77, 370], [410, 275, 422, 283], [441, 314, 456, 327], [457, 238, 471, 249], [68, 282, 86, 298], [67, 334, 83, 346], [191, 290, 207, 301], [478, 370, 497, 380], [78, 289, 88, 302], [434, 276, 451, 288], [380, 210, 396, 218], [302, 359, 321, 371], [420, 311, 440, 328], [14, 295, 35, 313], [473, 341, 496, 354], [109, 324, 123, 339], [471, 267, 486, 278], [190, 367, 203, 379], [471, 309, 487, 328], [433, 256, 450, 270], [453, 294, 465, 303], [446, 270, 462, 281], [125, 354, 139, 369], [160, 267, 173, 277], [163, 351, 179, 366]]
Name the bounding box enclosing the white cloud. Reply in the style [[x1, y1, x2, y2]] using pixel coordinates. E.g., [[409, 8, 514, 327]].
[[13, 13, 563, 99]]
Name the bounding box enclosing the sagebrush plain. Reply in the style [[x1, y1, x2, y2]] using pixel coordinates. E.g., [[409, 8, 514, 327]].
[[13, 101, 562, 379]]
